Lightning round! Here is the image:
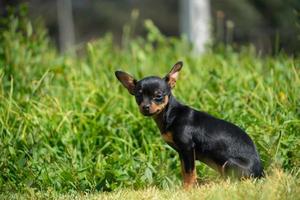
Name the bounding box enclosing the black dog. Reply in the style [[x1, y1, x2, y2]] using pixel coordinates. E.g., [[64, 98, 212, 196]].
[[115, 61, 264, 188]]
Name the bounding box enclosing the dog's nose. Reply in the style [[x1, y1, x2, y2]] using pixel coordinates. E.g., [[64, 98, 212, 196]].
[[142, 104, 150, 111]]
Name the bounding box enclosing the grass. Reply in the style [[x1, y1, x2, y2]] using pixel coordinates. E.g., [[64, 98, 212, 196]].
[[1, 169, 299, 200], [0, 13, 300, 199]]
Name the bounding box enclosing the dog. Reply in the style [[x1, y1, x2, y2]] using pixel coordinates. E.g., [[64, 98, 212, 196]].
[[115, 61, 264, 188]]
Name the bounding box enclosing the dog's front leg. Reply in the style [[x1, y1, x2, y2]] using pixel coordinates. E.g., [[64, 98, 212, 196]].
[[179, 149, 197, 189]]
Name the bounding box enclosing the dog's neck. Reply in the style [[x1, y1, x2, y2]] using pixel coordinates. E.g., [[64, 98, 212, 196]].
[[153, 94, 179, 134]]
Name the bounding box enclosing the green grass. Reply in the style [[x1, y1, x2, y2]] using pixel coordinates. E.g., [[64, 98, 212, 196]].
[[1, 169, 300, 200], [0, 14, 300, 198]]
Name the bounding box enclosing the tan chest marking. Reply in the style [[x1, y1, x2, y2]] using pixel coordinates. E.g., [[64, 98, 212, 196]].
[[162, 132, 174, 144]]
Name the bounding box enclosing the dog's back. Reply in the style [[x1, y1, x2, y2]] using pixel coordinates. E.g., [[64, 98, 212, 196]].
[[169, 103, 264, 178]]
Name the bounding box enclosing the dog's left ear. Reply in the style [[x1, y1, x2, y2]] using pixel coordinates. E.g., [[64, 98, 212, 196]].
[[115, 71, 137, 95], [164, 61, 183, 89]]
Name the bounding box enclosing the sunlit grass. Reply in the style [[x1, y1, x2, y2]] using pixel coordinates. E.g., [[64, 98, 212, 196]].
[[2, 169, 299, 200]]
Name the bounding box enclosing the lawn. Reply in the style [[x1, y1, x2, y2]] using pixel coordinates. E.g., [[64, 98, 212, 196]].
[[0, 15, 299, 199]]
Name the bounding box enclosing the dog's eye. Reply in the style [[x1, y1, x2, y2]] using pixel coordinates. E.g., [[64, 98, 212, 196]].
[[136, 89, 142, 96], [154, 95, 163, 102]]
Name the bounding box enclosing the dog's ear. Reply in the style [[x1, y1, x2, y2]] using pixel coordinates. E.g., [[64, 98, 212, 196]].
[[164, 61, 183, 89], [115, 71, 137, 95]]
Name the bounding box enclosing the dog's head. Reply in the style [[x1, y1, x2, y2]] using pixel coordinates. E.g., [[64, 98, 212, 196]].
[[115, 61, 183, 116]]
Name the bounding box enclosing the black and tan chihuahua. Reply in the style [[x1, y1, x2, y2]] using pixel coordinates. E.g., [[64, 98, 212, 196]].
[[115, 61, 263, 188]]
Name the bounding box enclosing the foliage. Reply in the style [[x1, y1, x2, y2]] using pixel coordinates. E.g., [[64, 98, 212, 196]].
[[0, 13, 299, 194], [0, 5, 54, 94]]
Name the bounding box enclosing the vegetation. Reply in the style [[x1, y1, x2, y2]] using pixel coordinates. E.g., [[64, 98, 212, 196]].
[[0, 13, 299, 199], [2, 169, 299, 200]]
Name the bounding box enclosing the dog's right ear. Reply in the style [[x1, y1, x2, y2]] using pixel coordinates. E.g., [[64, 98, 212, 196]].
[[115, 71, 137, 95], [164, 61, 183, 89]]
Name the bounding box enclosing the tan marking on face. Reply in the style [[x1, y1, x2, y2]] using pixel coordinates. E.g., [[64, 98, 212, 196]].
[[139, 95, 169, 115], [149, 95, 169, 114]]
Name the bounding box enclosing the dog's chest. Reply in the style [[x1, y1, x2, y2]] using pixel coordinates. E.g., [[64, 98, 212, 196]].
[[161, 131, 178, 149], [162, 131, 174, 143]]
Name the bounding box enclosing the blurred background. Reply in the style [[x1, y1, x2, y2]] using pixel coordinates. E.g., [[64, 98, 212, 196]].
[[1, 0, 299, 55]]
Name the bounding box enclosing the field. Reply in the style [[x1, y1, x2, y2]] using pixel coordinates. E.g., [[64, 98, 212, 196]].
[[0, 15, 299, 199]]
